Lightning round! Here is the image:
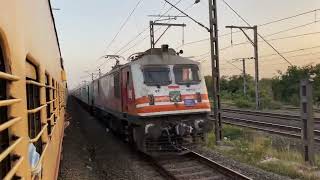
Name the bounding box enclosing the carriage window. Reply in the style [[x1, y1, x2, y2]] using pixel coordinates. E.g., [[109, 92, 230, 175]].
[[26, 61, 43, 153], [143, 66, 171, 86], [174, 65, 200, 85], [0, 44, 10, 179], [45, 74, 52, 135]]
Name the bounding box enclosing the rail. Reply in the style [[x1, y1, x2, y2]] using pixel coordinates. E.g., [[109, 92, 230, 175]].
[[26, 80, 46, 87], [0, 72, 23, 179], [0, 117, 22, 132], [0, 99, 22, 107], [141, 149, 251, 180], [0, 138, 23, 162], [27, 104, 47, 114], [187, 150, 252, 180], [216, 116, 320, 142], [3, 157, 24, 180], [0, 71, 20, 81], [223, 108, 320, 122], [29, 124, 48, 143]]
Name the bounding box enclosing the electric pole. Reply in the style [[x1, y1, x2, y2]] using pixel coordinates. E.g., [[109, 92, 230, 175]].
[[226, 25, 260, 109], [242, 59, 247, 96], [232, 57, 254, 96], [209, 0, 222, 144], [149, 21, 186, 48]]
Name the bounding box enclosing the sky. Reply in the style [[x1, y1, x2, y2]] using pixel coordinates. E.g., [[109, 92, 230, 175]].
[[50, 0, 320, 89]]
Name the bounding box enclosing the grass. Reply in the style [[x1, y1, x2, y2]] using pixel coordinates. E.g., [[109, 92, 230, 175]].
[[205, 125, 320, 180]]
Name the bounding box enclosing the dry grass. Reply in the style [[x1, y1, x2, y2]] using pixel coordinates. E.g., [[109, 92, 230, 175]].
[[205, 125, 320, 180]]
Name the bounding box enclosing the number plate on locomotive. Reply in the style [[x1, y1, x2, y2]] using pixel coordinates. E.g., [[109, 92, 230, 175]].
[[184, 99, 196, 106]]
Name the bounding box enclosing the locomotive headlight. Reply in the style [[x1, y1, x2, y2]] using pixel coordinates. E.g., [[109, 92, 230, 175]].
[[145, 123, 161, 139], [194, 119, 205, 130], [148, 94, 155, 105]]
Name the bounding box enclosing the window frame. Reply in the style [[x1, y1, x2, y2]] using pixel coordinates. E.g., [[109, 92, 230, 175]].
[[173, 64, 201, 85], [142, 65, 172, 86], [26, 60, 43, 153]]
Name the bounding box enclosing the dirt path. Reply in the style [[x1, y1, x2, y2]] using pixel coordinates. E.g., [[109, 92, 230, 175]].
[[58, 97, 164, 180]]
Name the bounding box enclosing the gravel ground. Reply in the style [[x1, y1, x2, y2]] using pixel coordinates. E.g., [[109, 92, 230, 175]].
[[193, 146, 292, 180], [59, 97, 295, 180], [58, 97, 165, 180]]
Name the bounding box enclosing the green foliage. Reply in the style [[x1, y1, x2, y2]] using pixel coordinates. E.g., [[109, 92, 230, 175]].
[[234, 97, 254, 108], [223, 125, 245, 140], [204, 64, 320, 108], [272, 65, 320, 106]]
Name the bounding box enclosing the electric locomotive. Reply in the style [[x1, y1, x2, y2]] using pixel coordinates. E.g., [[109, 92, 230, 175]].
[[74, 45, 212, 153]]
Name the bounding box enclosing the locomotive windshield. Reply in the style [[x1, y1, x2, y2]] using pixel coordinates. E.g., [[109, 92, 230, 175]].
[[143, 66, 171, 86], [174, 65, 200, 85]]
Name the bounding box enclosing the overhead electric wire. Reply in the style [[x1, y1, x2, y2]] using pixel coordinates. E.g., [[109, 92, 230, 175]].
[[258, 9, 319, 27], [193, 28, 320, 60], [114, 0, 184, 55], [259, 45, 320, 58], [105, 0, 144, 53], [119, 0, 195, 56], [226, 61, 242, 72], [181, 23, 320, 49], [200, 45, 320, 63], [231, 31, 320, 47], [221, 0, 293, 66], [178, 8, 320, 49], [263, 21, 319, 38]]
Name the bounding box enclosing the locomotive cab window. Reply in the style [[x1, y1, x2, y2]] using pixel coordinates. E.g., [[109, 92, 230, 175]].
[[173, 65, 200, 85], [142, 66, 171, 86]]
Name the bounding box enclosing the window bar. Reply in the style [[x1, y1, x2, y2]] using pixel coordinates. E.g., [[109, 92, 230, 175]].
[[45, 74, 52, 136], [0, 48, 10, 179]]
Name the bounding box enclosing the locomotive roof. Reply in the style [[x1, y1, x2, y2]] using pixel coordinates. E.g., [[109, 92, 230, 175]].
[[131, 47, 199, 65], [76, 47, 200, 89]]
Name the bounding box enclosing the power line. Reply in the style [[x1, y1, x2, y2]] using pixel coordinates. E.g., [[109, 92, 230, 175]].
[[105, 0, 144, 53], [200, 45, 320, 64], [260, 45, 320, 58], [259, 9, 319, 27], [221, 0, 293, 66], [119, 1, 195, 56], [178, 9, 320, 49], [99, 0, 190, 72], [231, 31, 320, 47], [114, 0, 184, 55], [226, 61, 242, 72], [263, 21, 318, 38]]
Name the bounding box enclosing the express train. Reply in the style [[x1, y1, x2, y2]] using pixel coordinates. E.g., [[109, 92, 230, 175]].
[[73, 45, 212, 153], [0, 1, 67, 179]]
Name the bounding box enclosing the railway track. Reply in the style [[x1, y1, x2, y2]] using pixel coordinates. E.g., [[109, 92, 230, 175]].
[[210, 108, 320, 142], [222, 108, 320, 122], [221, 116, 320, 143], [143, 150, 251, 180]]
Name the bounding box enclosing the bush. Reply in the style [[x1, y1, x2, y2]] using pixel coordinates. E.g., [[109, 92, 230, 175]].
[[223, 125, 244, 140], [260, 96, 282, 109], [234, 97, 254, 108]]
